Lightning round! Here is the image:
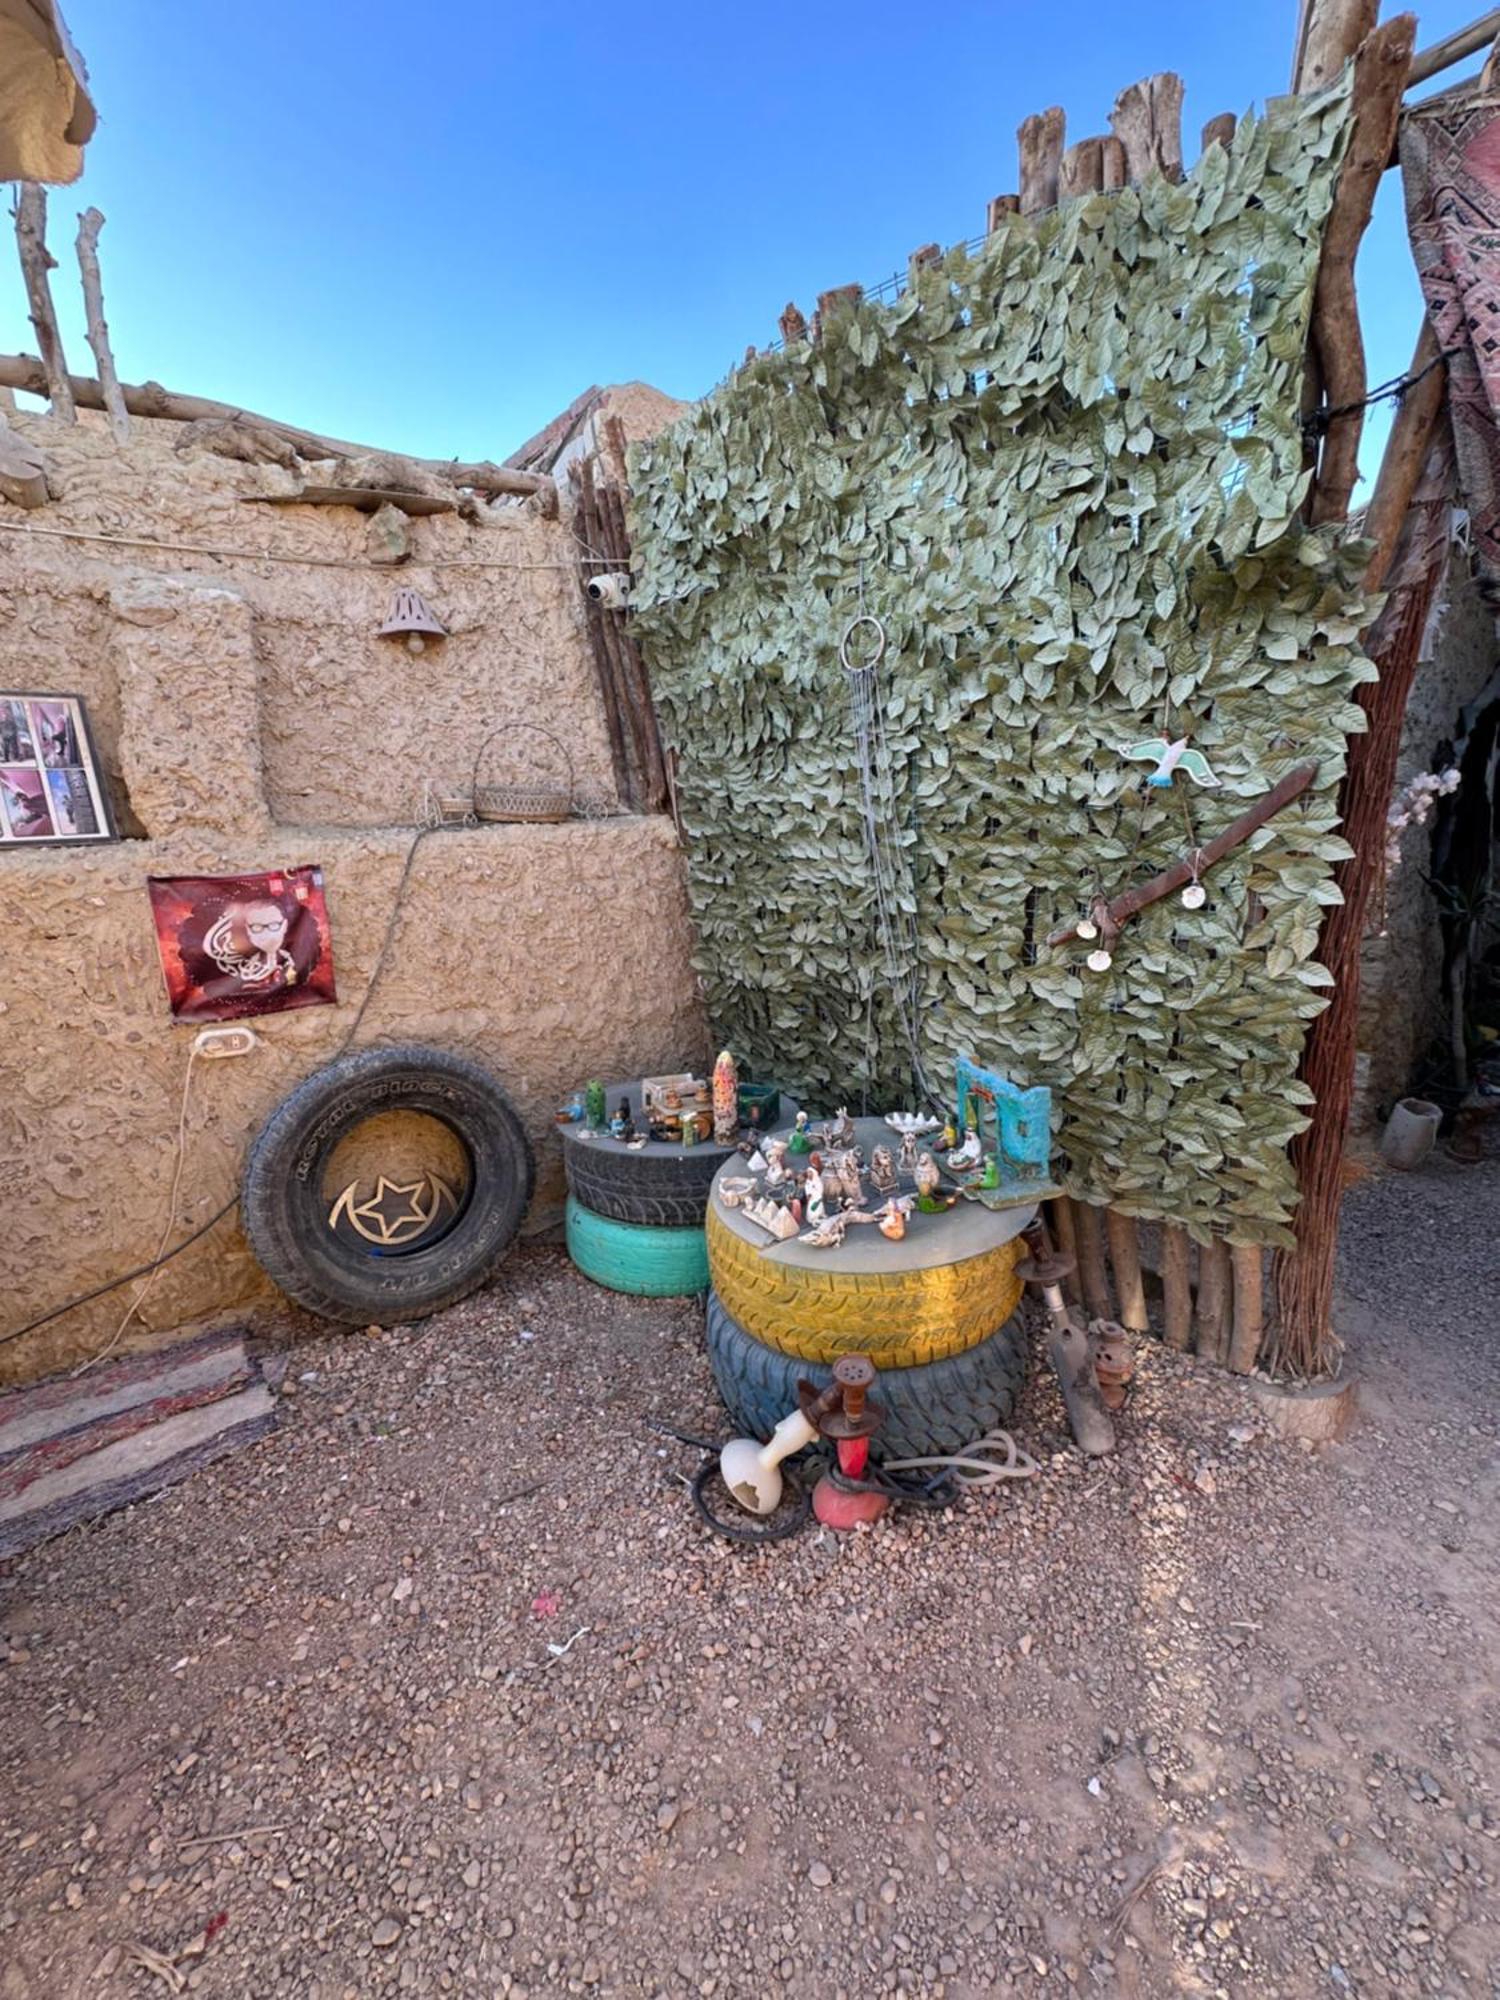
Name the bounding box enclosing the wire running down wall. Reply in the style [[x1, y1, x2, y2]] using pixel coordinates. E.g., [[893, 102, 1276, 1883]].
[[631, 78, 1376, 1249]]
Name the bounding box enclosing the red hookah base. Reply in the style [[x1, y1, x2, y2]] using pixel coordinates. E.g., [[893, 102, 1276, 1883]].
[[812, 1436, 889, 1530]]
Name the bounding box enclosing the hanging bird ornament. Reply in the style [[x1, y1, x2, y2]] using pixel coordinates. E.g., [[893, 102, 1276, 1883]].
[[1121, 737, 1222, 788]]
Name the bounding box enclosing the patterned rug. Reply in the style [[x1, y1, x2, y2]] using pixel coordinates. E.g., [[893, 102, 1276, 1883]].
[[1402, 82, 1500, 590]]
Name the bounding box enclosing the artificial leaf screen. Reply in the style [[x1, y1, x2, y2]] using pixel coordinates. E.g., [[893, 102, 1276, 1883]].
[[630, 83, 1372, 1247]]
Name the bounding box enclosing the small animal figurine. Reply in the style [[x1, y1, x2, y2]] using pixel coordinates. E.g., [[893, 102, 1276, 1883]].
[[1121, 737, 1222, 789], [914, 1151, 941, 1198], [610, 1098, 635, 1142], [878, 1198, 907, 1242], [786, 1111, 813, 1156], [897, 1129, 919, 1176], [763, 1139, 789, 1188], [978, 1155, 1000, 1189], [801, 1212, 848, 1249], [835, 1150, 864, 1208], [870, 1144, 898, 1195], [829, 1106, 856, 1149]]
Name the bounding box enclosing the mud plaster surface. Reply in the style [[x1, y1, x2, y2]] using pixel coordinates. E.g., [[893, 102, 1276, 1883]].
[[0, 412, 705, 1381]]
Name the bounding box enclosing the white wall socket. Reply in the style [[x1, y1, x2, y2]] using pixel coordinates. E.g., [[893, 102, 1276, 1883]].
[[194, 1025, 260, 1059]]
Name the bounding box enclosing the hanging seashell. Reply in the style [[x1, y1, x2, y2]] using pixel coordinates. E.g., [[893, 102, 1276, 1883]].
[[1181, 882, 1207, 910], [1086, 948, 1113, 973], [1077, 917, 1098, 941]]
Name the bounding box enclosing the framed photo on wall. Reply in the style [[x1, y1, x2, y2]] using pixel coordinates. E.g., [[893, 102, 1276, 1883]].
[[0, 693, 116, 846]]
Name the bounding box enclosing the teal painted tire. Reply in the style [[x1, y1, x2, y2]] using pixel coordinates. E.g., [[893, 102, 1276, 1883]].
[[565, 1196, 709, 1297]]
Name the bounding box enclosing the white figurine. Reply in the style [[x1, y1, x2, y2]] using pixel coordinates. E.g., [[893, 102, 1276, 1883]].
[[763, 1139, 789, 1189], [897, 1129, 919, 1175], [947, 1129, 982, 1172], [804, 1167, 826, 1227]]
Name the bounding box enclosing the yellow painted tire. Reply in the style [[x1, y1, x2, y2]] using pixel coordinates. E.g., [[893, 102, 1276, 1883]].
[[705, 1204, 1023, 1368]]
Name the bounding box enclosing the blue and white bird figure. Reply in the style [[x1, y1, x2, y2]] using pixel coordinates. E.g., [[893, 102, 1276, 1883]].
[[1121, 737, 1221, 788]]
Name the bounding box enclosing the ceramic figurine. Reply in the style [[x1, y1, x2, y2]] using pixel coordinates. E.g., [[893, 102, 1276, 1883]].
[[829, 1106, 856, 1149], [897, 1129, 919, 1175], [763, 1139, 788, 1188], [744, 1146, 768, 1174], [610, 1099, 634, 1142], [712, 1050, 739, 1144], [914, 1151, 941, 1198], [947, 1105, 982, 1173], [801, 1213, 848, 1249], [585, 1079, 607, 1131], [718, 1177, 754, 1208], [978, 1155, 1000, 1189], [939, 1114, 958, 1153], [870, 1144, 898, 1195], [878, 1198, 907, 1242], [1121, 736, 1222, 789], [786, 1111, 813, 1156], [804, 1168, 826, 1226], [835, 1150, 864, 1208]]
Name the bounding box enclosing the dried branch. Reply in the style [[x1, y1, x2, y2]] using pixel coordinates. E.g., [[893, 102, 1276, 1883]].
[[13, 186, 74, 421], [75, 207, 129, 445]]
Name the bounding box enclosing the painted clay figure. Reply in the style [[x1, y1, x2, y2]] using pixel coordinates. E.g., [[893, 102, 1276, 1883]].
[[829, 1106, 856, 1149], [763, 1139, 789, 1188], [914, 1151, 941, 1198], [712, 1049, 739, 1144], [897, 1129, 919, 1175], [786, 1111, 813, 1156], [610, 1099, 634, 1142], [878, 1199, 907, 1242], [870, 1144, 898, 1195], [804, 1167, 826, 1226]]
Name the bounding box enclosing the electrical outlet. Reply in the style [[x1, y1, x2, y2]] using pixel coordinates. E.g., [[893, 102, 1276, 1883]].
[[194, 1025, 260, 1059]]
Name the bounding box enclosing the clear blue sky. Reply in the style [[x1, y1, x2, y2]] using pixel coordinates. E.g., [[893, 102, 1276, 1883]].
[[5, 2, 1485, 473]]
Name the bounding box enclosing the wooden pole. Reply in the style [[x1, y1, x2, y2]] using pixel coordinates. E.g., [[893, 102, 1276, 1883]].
[[1074, 1202, 1113, 1322], [985, 194, 1020, 232], [1048, 1195, 1083, 1304], [1105, 1208, 1149, 1333], [0, 351, 552, 500], [1161, 1225, 1193, 1350], [1100, 138, 1128, 192], [779, 302, 808, 345], [1275, 411, 1454, 1374], [1195, 1238, 1232, 1364], [1018, 108, 1065, 216], [13, 188, 74, 423], [74, 208, 129, 446], [1307, 16, 1418, 527], [1110, 75, 1185, 183], [1292, 0, 1377, 89], [1408, 8, 1500, 87], [1228, 1245, 1265, 1374], [597, 476, 670, 814], [0, 419, 48, 507], [1200, 114, 1237, 155], [1360, 321, 1448, 595], [571, 459, 637, 809], [1058, 138, 1105, 200]]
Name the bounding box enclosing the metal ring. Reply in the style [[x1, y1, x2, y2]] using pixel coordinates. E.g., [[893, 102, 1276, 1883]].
[[838, 613, 887, 674]]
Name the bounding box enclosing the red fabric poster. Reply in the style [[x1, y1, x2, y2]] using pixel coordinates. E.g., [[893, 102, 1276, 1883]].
[[148, 868, 337, 1022]]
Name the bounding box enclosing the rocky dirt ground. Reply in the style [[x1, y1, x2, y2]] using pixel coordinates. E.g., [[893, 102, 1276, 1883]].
[[1, 1157, 1496, 2000]]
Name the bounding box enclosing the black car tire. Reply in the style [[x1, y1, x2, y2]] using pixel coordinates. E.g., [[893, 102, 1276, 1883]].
[[704, 1289, 1031, 1461], [241, 1044, 534, 1325], [563, 1143, 718, 1228]]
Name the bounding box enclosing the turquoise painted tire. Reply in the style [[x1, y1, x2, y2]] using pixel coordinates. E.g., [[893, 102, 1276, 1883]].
[[565, 1196, 709, 1297]]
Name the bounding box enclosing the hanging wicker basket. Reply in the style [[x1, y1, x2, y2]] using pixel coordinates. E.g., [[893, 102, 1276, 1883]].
[[450, 722, 576, 825]]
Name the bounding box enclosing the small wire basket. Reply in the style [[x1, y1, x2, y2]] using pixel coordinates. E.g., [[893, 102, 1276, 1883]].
[[451, 722, 576, 825]]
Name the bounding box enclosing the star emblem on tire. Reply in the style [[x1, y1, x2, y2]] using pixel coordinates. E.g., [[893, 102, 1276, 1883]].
[[327, 1174, 458, 1248]]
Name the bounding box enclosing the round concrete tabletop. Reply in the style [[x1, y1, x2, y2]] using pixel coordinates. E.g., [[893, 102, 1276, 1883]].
[[709, 1115, 1036, 1276], [558, 1078, 800, 1170]]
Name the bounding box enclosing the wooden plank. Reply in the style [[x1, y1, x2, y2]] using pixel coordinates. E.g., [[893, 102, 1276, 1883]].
[[1048, 1195, 1083, 1304], [1109, 74, 1184, 184], [1105, 1207, 1149, 1333], [1075, 1201, 1113, 1322], [1162, 1224, 1193, 1350], [1229, 1245, 1265, 1374], [1195, 1237, 1231, 1364], [1018, 107, 1065, 215], [1058, 138, 1105, 200], [1307, 15, 1418, 527]]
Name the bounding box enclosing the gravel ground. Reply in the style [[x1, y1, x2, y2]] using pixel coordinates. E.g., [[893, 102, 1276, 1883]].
[[1, 1156, 1496, 1999]]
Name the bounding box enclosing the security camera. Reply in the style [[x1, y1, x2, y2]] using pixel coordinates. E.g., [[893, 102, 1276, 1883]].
[[586, 571, 631, 609]]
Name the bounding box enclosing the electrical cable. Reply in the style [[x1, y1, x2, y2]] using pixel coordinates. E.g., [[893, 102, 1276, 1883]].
[[2, 822, 439, 1349], [0, 517, 618, 573], [690, 1457, 811, 1544]]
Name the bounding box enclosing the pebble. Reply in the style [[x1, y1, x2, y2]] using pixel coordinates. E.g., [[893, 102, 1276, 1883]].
[[809, 1862, 832, 1888], [372, 1918, 402, 1948]]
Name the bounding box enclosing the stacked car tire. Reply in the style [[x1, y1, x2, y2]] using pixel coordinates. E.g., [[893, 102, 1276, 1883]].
[[703, 1146, 1031, 1459]]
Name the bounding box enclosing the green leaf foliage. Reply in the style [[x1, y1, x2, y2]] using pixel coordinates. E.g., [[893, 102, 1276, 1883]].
[[628, 82, 1371, 1248]]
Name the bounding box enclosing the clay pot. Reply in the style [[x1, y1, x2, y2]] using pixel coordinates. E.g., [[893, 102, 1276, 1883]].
[[1379, 1097, 1442, 1171]]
